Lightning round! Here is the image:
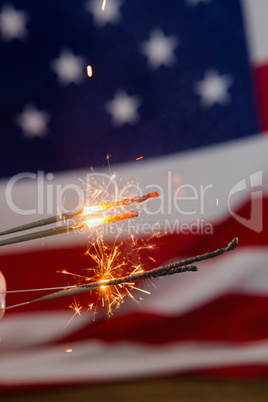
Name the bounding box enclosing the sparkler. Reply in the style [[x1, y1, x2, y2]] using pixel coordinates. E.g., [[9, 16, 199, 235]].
[[2, 237, 238, 312], [0, 192, 159, 247], [0, 210, 138, 247]]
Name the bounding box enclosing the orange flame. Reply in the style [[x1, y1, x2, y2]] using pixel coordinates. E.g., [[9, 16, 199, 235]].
[[83, 192, 159, 215]]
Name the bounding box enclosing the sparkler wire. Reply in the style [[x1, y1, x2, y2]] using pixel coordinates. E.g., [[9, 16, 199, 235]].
[[2, 285, 78, 294], [0, 208, 84, 237]]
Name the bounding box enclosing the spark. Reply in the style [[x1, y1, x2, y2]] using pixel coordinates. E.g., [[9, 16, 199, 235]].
[[63, 233, 159, 316], [83, 205, 102, 214], [66, 349, 72, 353], [102, 0, 107, 10], [67, 178, 160, 315], [100, 278, 109, 289], [84, 216, 106, 228], [131, 286, 151, 295], [69, 301, 82, 316], [57, 206, 62, 220], [80, 165, 158, 218], [136, 156, 143, 161], [87, 65, 92, 77], [64, 300, 83, 328]]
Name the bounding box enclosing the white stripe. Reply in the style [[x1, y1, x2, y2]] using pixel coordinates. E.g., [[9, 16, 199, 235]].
[[242, 0, 268, 64], [0, 311, 91, 351], [0, 134, 267, 254], [1, 338, 268, 384]]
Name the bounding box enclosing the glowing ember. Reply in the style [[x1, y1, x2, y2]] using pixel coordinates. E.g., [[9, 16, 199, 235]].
[[66, 349, 72, 353], [84, 216, 106, 229], [136, 156, 144, 160], [84, 210, 139, 229], [87, 65, 92, 77], [83, 192, 159, 215], [83, 205, 104, 214], [100, 279, 109, 289], [69, 301, 82, 316], [102, 0, 107, 10]]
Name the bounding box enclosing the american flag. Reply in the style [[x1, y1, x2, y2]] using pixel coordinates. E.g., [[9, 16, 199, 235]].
[[0, 0, 267, 391]]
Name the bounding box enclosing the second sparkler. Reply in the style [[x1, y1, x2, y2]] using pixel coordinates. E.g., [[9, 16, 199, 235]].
[[0, 192, 160, 247]]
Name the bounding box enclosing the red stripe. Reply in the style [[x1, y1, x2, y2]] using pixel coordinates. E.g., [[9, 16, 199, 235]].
[[1, 197, 267, 313], [50, 293, 268, 345], [253, 65, 268, 131]]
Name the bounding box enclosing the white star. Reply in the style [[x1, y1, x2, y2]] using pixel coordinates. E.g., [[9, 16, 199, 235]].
[[50, 49, 85, 85], [186, 0, 211, 6], [140, 28, 179, 69], [0, 4, 29, 41], [16, 105, 50, 138], [105, 90, 141, 126], [193, 69, 233, 108], [86, 0, 123, 27]]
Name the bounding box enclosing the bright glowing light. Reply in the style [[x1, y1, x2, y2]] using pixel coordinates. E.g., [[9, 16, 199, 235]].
[[83, 192, 159, 217], [102, 0, 107, 10], [87, 65, 92, 77], [62, 179, 161, 316], [61, 231, 162, 317], [84, 216, 106, 228], [69, 301, 82, 316], [100, 279, 109, 289], [136, 156, 143, 160], [83, 204, 106, 214], [66, 349, 72, 353]]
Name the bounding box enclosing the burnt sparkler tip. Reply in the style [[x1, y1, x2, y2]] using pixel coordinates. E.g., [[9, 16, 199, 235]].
[[229, 237, 238, 250]]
